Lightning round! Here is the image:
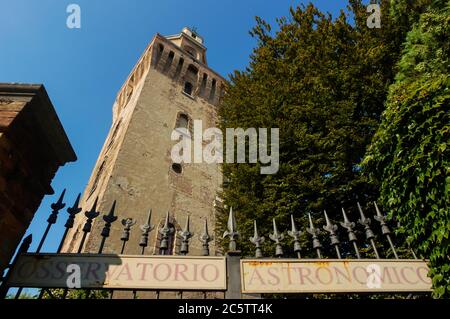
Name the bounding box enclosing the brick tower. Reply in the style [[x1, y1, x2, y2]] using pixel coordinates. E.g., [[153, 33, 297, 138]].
[[63, 28, 225, 257]]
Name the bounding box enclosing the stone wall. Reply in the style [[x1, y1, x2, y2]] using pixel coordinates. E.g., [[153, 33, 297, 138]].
[[0, 84, 76, 274]]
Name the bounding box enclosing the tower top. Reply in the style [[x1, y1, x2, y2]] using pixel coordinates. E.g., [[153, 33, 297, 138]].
[[181, 27, 204, 45], [165, 27, 207, 64]]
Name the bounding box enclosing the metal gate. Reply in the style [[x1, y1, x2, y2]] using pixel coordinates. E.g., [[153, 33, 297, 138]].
[[0, 190, 432, 299]]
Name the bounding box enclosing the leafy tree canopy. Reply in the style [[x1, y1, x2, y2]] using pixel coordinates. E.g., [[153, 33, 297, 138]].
[[363, 0, 450, 298], [218, 0, 429, 260]]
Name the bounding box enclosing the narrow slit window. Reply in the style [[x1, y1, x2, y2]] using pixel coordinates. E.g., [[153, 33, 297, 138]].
[[177, 113, 189, 129], [184, 82, 193, 96], [174, 58, 184, 78], [163, 51, 175, 73], [200, 74, 208, 95], [155, 43, 164, 65], [209, 79, 217, 102]]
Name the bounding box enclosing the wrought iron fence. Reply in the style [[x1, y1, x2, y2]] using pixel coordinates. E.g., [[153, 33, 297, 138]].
[[0, 189, 426, 299]]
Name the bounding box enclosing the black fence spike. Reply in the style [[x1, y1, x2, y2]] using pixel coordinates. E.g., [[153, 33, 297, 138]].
[[373, 202, 399, 259], [307, 213, 322, 258], [269, 218, 284, 257], [249, 220, 265, 258], [323, 210, 341, 259], [57, 193, 82, 253], [139, 209, 155, 254], [98, 201, 118, 254], [199, 218, 213, 256], [179, 215, 193, 255], [223, 207, 240, 252], [159, 212, 174, 253], [36, 190, 67, 253], [357, 202, 380, 259], [287, 214, 302, 258], [77, 198, 100, 253], [340, 208, 361, 259], [0, 235, 33, 299]]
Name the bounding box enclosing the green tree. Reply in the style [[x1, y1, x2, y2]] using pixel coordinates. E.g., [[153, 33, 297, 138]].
[[362, 1, 450, 298], [218, 0, 426, 259]]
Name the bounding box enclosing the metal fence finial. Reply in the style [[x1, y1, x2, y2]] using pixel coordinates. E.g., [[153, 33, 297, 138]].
[[36, 189, 67, 253], [120, 217, 136, 254], [0, 234, 32, 299], [340, 208, 361, 259], [223, 207, 240, 252], [51, 189, 67, 212], [287, 214, 302, 258], [98, 201, 118, 253], [250, 220, 265, 258], [373, 202, 399, 259], [179, 215, 193, 255], [269, 218, 284, 257], [323, 210, 341, 259], [77, 197, 100, 253], [20, 234, 33, 251], [66, 194, 82, 225], [199, 218, 213, 256], [307, 212, 322, 258], [159, 211, 174, 252], [139, 209, 155, 254], [357, 202, 380, 258]]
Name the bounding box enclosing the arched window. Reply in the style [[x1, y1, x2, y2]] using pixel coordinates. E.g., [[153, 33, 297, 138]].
[[154, 43, 164, 65], [175, 112, 192, 137], [200, 73, 208, 96], [184, 82, 193, 96], [187, 64, 198, 76], [163, 51, 175, 73], [174, 58, 184, 78], [177, 113, 189, 129], [209, 78, 217, 102]]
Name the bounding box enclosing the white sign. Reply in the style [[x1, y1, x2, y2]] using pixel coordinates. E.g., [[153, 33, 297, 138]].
[[241, 259, 431, 293], [8, 254, 226, 290]]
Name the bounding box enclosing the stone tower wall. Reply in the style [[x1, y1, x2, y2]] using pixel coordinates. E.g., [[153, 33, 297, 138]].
[[63, 33, 225, 257]]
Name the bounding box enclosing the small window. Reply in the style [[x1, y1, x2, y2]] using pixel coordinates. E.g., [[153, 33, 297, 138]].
[[184, 82, 193, 96], [172, 163, 183, 174], [163, 51, 175, 73], [155, 43, 164, 65], [200, 73, 208, 95], [174, 58, 184, 78], [209, 79, 216, 102], [187, 64, 198, 76], [177, 114, 189, 129], [175, 113, 192, 136]]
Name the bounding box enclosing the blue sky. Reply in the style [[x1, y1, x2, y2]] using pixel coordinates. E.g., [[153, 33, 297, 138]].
[[0, 0, 348, 255]]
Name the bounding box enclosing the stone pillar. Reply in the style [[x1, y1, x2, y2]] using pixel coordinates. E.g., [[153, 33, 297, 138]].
[[0, 83, 76, 274]]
